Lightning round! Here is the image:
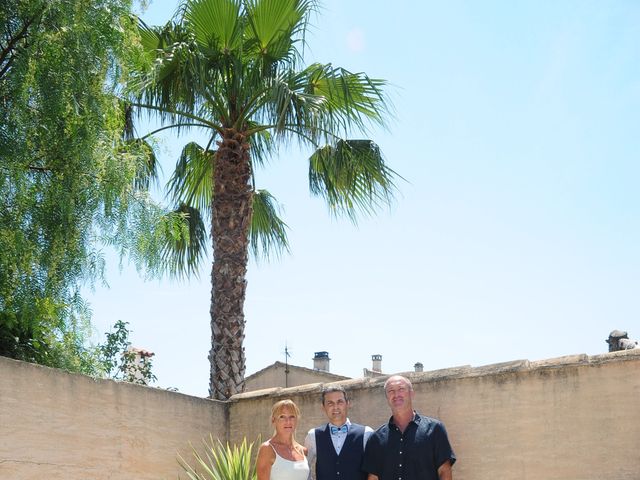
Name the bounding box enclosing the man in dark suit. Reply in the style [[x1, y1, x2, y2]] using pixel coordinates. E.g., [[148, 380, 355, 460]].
[[304, 386, 373, 480]]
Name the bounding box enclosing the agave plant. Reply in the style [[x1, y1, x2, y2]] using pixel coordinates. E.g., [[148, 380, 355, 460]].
[[178, 436, 258, 480]]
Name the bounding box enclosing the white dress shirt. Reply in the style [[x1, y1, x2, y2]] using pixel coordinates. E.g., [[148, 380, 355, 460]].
[[304, 419, 374, 480]]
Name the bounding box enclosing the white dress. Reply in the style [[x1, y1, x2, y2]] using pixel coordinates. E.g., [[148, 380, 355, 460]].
[[269, 444, 310, 480]]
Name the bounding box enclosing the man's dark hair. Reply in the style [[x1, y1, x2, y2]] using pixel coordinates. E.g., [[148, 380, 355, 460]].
[[321, 385, 348, 404]]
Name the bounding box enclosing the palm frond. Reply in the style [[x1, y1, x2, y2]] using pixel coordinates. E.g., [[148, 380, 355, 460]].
[[244, 0, 313, 66], [131, 138, 161, 191], [128, 0, 396, 266], [114, 134, 161, 192], [241, 67, 320, 140], [248, 62, 390, 147], [309, 139, 398, 221], [131, 19, 207, 123], [250, 189, 289, 260], [305, 63, 390, 135], [159, 203, 208, 279], [245, 122, 275, 167], [167, 141, 215, 214], [119, 100, 161, 191], [184, 0, 243, 54], [122, 101, 136, 140]]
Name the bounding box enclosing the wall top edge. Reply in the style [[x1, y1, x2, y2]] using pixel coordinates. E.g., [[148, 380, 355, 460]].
[[3, 348, 639, 402], [0, 355, 224, 404], [229, 349, 640, 399]]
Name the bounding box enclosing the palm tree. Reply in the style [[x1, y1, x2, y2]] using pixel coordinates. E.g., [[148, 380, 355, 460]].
[[130, 0, 398, 399]]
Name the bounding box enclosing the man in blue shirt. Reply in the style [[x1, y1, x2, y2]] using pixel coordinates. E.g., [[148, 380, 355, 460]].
[[363, 375, 456, 480], [305, 386, 374, 480]]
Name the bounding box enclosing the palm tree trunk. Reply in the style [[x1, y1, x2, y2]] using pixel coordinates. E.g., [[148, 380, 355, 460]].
[[209, 128, 252, 400]]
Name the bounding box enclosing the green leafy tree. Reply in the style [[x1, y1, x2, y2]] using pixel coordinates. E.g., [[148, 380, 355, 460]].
[[99, 320, 157, 385], [130, 0, 398, 399], [0, 0, 188, 372]]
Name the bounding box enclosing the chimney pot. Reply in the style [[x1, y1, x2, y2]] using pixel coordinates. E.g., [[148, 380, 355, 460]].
[[371, 354, 382, 372], [313, 351, 330, 372]]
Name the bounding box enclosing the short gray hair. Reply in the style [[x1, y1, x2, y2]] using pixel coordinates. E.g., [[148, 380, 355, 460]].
[[383, 375, 413, 393]]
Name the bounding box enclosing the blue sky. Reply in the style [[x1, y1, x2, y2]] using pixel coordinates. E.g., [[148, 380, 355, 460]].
[[87, 0, 640, 397]]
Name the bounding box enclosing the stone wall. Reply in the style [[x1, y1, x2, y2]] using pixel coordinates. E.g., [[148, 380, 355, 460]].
[[0, 356, 226, 480], [1, 350, 639, 480], [231, 350, 640, 480]]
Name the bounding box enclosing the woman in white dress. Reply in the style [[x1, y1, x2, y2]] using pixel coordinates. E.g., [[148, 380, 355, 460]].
[[256, 399, 310, 480]]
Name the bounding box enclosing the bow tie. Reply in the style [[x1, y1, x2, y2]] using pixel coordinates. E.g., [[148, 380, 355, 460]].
[[330, 425, 348, 435]]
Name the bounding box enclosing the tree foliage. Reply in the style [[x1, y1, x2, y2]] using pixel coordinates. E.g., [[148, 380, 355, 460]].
[[129, 0, 398, 398], [99, 320, 157, 385], [0, 0, 187, 372]]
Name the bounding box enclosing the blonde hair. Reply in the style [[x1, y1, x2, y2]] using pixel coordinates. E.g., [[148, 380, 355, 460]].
[[270, 399, 301, 441], [271, 399, 301, 421]]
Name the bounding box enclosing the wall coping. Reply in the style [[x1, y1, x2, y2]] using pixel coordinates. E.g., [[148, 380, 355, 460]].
[[0, 354, 224, 405], [230, 349, 640, 400], [4, 348, 638, 403]]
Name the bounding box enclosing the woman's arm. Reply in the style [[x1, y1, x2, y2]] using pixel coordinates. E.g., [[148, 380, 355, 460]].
[[256, 443, 276, 480]]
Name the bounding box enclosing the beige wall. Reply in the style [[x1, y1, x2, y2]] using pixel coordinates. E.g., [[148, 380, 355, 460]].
[[0, 356, 226, 480], [2, 350, 640, 480], [231, 350, 640, 480]]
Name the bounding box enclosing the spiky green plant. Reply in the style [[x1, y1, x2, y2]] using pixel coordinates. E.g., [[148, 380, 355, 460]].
[[178, 436, 258, 480]]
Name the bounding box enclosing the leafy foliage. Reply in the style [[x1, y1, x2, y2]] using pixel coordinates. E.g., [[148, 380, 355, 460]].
[[99, 320, 157, 385], [0, 0, 192, 372], [178, 437, 257, 480]]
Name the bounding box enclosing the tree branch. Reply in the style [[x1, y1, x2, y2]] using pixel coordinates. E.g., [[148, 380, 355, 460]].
[[0, 7, 45, 81], [27, 165, 51, 173]]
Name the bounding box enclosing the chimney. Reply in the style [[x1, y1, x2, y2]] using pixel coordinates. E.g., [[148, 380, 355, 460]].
[[313, 351, 330, 372], [371, 354, 382, 373], [125, 347, 155, 384], [414, 362, 424, 373]]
